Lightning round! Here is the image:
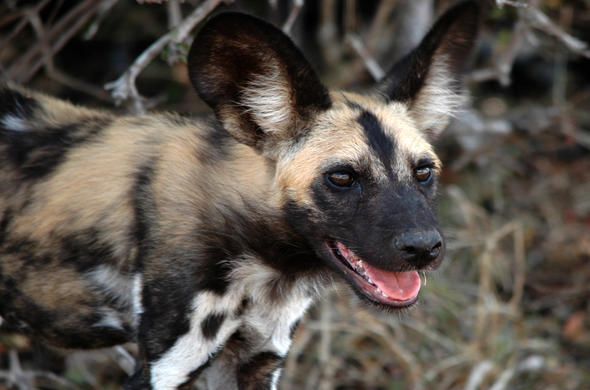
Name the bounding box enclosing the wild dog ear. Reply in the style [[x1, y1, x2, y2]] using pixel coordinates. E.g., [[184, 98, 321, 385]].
[[378, 0, 480, 140], [188, 12, 331, 153]]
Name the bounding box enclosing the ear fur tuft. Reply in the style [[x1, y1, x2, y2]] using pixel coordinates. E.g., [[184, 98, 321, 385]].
[[379, 0, 480, 139], [188, 12, 331, 151]]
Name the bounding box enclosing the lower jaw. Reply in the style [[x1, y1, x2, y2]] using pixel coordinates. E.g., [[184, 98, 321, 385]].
[[352, 275, 420, 308], [325, 241, 421, 309]]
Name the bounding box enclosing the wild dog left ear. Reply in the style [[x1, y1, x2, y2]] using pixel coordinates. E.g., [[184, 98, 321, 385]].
[[188, 12, 332, 154], [378, 0, 480, 140]]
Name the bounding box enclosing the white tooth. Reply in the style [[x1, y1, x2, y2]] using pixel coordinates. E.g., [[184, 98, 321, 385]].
[[375, 287, 387, 297]]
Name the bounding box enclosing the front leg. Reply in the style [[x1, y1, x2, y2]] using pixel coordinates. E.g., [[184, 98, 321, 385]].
[[206, 294, 312, 390], [237, 351, 285, 390], [126, 284, 242, 390], [203, 330, 285, 390]]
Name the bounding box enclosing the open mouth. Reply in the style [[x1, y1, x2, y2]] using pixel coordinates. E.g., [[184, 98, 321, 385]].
[[326, 240, 421, 308]]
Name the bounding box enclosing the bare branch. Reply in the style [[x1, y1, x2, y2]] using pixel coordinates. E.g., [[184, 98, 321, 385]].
[[22, 1, 104, 82], [469, 20, 526, 86], [282, 0, 304, 35], [346, 34, 385, 81], [521, 5, 590, 59], [496, 0, 529, 8], [105, 0, 230, 113], [6, 0, 102, 81], [365, 0, 397, 54], [84, 0, 119, 40]]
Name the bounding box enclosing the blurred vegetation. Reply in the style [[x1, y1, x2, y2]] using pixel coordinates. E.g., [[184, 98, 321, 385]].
[[1, 0, 590, 389]]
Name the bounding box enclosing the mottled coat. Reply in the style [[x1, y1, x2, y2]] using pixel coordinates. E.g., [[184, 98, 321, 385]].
[[0, 2, 479, 389]]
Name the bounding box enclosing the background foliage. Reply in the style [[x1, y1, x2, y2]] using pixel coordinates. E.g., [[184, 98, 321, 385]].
[[1, 0, 589, 389]]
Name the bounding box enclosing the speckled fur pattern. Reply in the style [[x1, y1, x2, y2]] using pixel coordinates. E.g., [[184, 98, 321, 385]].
[[0, 2, 478, 389]]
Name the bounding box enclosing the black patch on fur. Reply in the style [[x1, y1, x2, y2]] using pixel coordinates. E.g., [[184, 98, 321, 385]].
[[138, 275, 193, 362], [357, 110, 395, 173], [197, 120, 233, 164], [205, 202, 324, 286], [192, 248, 232, 295], [223, 330, 251, 356], [0, 274, 129, 349], [1, 226, 120, 278], [344, 100, 364, 112], [0, 112, 111, 180], [0, 87, 38, 120], [59, 228, 119, 271], [0, 208, 12, 246], [177, 357, 214, 390], [235, 297, 250, 317], [132, 163, 156, 272], [125, 358, 152, 390], [237, 351, 284, 390], [201, 313, 226, 340]]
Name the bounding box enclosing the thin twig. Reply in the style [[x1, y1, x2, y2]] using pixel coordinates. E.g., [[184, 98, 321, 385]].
[[465, 360, 495, 390], [109, 346, 136, 375], [469, 20, 526, 86], [282, 0, 304, 35], [496, 0, 529, 8], [346, 33, 385, 81], [105, 0, 230, 113], [365, 0, 396, 54], [489, 356, 545, 390], [84, 0, 119, 40], [0, 0, 53, 58], [509, 223, 526, 313], [7, 0, 101, 80], [521, 2, 590, 59], [22, 1, 104, 82]]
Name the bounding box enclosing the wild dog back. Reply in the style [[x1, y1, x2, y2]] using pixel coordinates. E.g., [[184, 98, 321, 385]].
[[0, 2, 479, 389]]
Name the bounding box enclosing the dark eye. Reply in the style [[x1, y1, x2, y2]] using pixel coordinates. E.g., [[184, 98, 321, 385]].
[[326, 171, 355, 188], [414, 166, 432, 183]]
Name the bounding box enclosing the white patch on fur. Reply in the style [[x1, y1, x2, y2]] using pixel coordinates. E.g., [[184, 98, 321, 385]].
[[150, 293, 242, 390], [241, 64, 293, 133], [1, 114, 29, 132], [151, 257, 325, 389], [245, 286, 312, 355], [410, 55, 467, 138], [132, 273, 143, 327], [0, 315, 4, 327], [270, 369, 281, 390], [93, 309, 124, 330], [86, 265, 133, 308]]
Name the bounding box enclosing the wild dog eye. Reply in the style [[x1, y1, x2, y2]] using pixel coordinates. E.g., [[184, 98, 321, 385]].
[[326, 171, 356, 188], [414, 166, 433, 183]]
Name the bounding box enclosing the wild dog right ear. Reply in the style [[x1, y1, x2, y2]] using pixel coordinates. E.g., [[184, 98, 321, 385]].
[[378, 0, 480, 140], [188, 12, 331, 153]]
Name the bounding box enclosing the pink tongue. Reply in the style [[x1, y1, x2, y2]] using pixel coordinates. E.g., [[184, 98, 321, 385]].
[[334, 241, 421, 301], [365, 266, 421, 301]]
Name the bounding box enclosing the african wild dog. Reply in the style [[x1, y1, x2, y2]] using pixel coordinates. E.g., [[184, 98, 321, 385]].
[[0, 1, 479, 389]]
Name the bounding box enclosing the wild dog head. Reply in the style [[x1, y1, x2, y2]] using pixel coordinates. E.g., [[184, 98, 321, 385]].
[[189, 1, 479, 309]]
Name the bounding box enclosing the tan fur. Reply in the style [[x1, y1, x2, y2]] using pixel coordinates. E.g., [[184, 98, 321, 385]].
[[277, 91, 441, 207]]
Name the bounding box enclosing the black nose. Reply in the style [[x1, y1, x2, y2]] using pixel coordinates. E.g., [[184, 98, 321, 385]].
[[393, 230, 443, 267]]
